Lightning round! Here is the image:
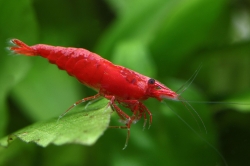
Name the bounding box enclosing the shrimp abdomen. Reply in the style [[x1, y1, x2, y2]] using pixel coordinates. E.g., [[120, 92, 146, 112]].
[[9, 39, 107, 90]]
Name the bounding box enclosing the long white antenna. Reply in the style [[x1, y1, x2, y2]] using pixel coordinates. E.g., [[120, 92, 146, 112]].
[[162, 101, 228, 166]]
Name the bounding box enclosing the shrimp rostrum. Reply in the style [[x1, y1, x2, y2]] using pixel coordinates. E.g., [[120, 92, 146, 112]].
[[9, 39, 179, 149]]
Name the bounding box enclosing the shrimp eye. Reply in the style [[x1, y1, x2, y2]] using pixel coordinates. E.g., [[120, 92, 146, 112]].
[[148, 78, 155, 85]]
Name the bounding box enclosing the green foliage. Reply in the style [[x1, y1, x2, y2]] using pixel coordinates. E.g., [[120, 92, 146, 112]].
[[0, 99, 112, 147], [0, 0, 250, 166]]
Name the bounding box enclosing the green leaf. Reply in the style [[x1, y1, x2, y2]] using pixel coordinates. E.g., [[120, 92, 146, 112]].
[[0, 99, 112, 147], [11, 58, 83, 121], [150, 0, 228, 75], [112, 39, 156, 76], [224, 91, 250, 112], [0, 0, 38, 137], [96, 0, 175, 56]]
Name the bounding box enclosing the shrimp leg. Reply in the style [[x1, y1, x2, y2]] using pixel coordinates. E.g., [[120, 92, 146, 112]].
[[120, 100, 152, 129], [105, 95, 132, 149], [58, 93, 101, 120]]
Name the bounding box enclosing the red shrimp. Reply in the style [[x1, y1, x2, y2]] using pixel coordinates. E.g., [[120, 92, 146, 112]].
[[9, 39, 179, 149]]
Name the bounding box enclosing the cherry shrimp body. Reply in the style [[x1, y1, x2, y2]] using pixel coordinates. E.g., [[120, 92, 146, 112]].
[[8, 39, 181, 149]]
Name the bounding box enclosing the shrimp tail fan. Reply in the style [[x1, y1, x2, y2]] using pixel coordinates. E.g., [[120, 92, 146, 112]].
[[9, 39, 37, 56]]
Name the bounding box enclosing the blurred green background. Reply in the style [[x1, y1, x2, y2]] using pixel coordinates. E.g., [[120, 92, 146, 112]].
[[1, 0, 250, 165]]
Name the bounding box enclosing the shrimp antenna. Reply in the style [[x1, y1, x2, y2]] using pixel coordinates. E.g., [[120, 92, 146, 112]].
[[162, 101, 228, 166], [174, 64, 206, 133], [176, 64, 202, 96], [174, 100, 250, 105], [178, 96, 207, 134]]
